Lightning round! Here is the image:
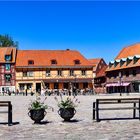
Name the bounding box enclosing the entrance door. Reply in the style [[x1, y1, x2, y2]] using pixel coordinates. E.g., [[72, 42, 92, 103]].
[[54, 83, 59, 89], [36, 83, 41, 93], [63, 83, 69, 89], [45, 83, 50, 89]]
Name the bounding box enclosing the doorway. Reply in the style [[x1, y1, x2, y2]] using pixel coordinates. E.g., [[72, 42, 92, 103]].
[[54, 83, 59, 89], [36, 83, 41, 93]]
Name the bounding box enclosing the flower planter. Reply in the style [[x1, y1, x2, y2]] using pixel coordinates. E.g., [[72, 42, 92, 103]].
[[58, 108, 76, 121], [28, 108, 46, 123]]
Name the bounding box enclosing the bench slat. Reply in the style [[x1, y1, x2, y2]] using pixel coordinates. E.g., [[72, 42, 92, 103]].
[[93, 98, 140, 121], [98, 101, 139, 104], [98, 107, 139, 110], [97, 98, 140, 101], [0, 101, 11, 103], [0, 111, 8, 113], [0, 104, 9, 106]]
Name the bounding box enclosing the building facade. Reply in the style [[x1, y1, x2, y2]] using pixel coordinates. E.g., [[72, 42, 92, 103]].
[[0, 47, 17, 93], [106, 43, 140, 93], [89, 58, 107, 94], [15, 50, 93, 93]]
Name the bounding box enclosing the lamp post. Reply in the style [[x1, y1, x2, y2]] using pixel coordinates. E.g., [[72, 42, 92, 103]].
[[92, 79, 95, 95], [119, 72, 122, 96], [56, 79, 59, 95], [74, 74, 77, 96]]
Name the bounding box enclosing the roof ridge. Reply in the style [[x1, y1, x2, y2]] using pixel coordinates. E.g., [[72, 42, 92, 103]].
[[18, 49, 78, 51], [88, 58, 102, 60]]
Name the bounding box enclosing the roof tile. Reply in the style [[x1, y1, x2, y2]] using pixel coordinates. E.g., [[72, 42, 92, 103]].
[[16, 50, 92, 67]]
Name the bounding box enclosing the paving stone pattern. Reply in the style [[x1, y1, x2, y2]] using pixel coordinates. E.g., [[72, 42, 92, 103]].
[[0, 94, 140, 140]]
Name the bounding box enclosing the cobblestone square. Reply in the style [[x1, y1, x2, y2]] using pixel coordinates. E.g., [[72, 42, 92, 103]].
[[0, 95, 140, 140]]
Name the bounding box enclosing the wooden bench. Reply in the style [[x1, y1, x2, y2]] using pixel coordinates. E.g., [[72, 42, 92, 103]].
[[0, 101, 12, 126], [93, 98, 140, 122]]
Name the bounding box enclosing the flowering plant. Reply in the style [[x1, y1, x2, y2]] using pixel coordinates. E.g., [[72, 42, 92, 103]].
[[54, 96, 80, 109], [28, 97, 48, 110]]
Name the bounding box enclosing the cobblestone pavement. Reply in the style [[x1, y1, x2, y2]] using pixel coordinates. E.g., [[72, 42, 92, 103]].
[[1, 94, 140, 140]]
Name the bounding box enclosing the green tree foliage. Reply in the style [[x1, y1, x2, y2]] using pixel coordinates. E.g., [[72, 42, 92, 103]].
[[0, 34, 18, 48]]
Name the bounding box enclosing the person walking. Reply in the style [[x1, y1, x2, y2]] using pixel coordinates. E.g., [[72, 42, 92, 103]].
[[25, 89, 28, 96]]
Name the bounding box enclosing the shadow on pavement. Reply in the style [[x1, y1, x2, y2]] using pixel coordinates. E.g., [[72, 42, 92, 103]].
[[62, 119, 82, 123], [0, 122, 20, 126]]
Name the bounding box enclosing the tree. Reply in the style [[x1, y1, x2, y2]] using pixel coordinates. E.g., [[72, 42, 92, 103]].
[[0, 34, 18, 48]]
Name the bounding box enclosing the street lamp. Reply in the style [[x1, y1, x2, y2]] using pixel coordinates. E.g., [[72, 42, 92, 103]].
[[92, 79, 95, 95], [74, 74, 77, 87], [74, 74, 77, 96], [119, 72, 122, 96]]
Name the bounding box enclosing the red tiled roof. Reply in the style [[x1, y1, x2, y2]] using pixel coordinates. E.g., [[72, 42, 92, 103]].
[[16, 50, 93, 67], [116, 43, 140, 59], [88, 58, 102, 71], [106, 43, 140, 71], [88, 58, 101, 65], [96, 65, 108, 78], [0, 47, 17, 63]]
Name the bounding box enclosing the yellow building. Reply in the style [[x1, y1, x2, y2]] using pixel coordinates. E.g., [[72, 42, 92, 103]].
[[15, 49, 93, 93]]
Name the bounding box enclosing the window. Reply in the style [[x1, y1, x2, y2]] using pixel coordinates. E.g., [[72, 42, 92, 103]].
[[23, 72, 27, 77], [28, 72, 33, 77], [28, 60, 34, 65], [57, 70, 62, 76], [23, 71, 33, 77], [46, 70, 51, 77], [5, 55, 11, 61], [133, 70, 137, 76], [125, 71, 129, 77], [51, 59, 57, 65], [74, 60, 80, 65], [70, 70, 74, 76], [4, 74, 12, 82], [5, 64, 10, 70], [81, 70, 86, 76]]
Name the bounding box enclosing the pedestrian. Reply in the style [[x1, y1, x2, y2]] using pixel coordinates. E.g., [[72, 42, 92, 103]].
[[25, 89, 28, 96], [8, 90, 11, 96], [16, 89, 19, 95], [41, 89, 45, 96]]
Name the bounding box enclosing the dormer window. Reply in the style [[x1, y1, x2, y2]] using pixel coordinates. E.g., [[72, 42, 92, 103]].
[[74, 59, 80, 65], [51, 59, 57, 65], [109, 61, 114, 68], [28, 60, 34, 65], [5, 55, 11, 61], [133, 57, 139, 64]]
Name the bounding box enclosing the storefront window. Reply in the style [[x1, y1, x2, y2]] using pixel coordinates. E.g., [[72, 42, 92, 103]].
[[19, 84, 25, 90]]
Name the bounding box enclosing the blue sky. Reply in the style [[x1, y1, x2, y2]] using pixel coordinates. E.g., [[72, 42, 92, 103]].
[[1, 1, 140, 63]]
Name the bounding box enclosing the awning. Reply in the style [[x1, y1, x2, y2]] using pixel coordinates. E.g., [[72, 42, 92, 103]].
[[106, 83, 118, 87], [106, 82, 130, 87], [122, 82, 130, 86]]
